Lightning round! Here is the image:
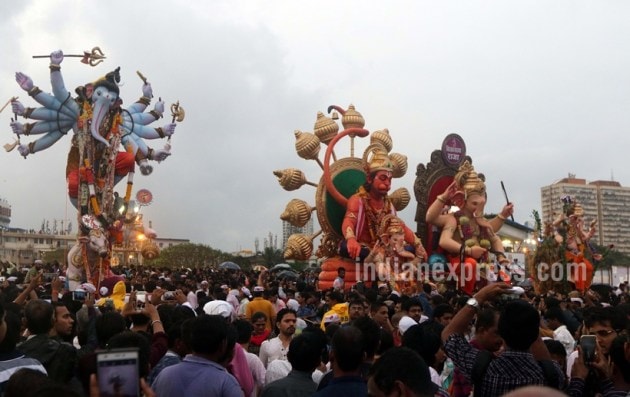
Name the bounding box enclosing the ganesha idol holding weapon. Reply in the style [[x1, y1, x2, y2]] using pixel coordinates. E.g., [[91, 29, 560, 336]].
[[4, 48, 184, 291], [436, 161, 512, 295]]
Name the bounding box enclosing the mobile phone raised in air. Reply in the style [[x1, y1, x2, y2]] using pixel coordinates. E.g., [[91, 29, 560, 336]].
[[136, 291, 146, 311], [96, 348, 140, 397], [72, 290, 86, 301], [580, 335, 596, 363], [43, 273, 57, 283]]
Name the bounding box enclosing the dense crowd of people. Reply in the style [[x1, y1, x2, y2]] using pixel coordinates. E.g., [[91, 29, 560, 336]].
[[0, 259, 628, 396]]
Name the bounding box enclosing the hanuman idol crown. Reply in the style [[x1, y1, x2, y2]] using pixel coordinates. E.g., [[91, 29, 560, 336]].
[[455, 160, 486, 198], [363, 143, 394, 175]]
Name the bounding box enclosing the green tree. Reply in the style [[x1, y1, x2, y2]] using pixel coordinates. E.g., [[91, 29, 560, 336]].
[[261, 246, 283, 266], [591, 244, 630, 270], [146, 243, 223, 268], [43, 248, 68, 264]]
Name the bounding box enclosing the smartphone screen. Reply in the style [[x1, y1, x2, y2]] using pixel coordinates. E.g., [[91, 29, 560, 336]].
[[96, 348, 140, 397], [136, 292, 146, 311], [580, 335, 596, 363], [43, 273, 57, 283], [72, 290, 86, 301]]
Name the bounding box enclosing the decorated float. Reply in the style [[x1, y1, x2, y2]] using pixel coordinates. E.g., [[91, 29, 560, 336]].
[[415, 135, 515, 294], [3, 48, 184, 291], [529, 196, 607, 294], [274, 105, 418, 291]]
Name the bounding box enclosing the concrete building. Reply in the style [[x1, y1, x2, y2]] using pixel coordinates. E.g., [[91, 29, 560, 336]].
[[541, 176, 630, 256], [0, 228, 189, 268]]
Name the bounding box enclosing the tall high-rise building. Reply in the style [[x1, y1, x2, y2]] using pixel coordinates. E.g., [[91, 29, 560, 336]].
[[0, 198, 10, 229], [282, 218, 314, 251], [541, 176, 630, 255]]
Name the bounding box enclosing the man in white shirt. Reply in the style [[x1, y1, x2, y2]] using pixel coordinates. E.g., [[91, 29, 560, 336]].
[[259, 308, 296, 368], [544, 306, 575, 357], [332, 267, 345, 291]]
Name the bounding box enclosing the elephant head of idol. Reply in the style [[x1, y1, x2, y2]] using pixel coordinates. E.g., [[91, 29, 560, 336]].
[[90, 67, 121, 147]]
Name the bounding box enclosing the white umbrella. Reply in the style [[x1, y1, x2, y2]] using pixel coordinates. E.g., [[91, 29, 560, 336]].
[[271, 263, 292, 271], [219, 261, 241, 271]]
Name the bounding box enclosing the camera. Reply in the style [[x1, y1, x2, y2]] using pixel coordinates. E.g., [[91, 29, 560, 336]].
[[580, 335, 596, 363], [163, 291, 175, 301], [43, 273, 57, 283], [72, 290, 87, 301], [136, 292, 146, 310], [96, 348, 140, 397]]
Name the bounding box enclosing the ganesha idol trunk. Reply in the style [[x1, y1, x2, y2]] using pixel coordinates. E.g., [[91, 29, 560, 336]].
[[318, 257, 374, 291]]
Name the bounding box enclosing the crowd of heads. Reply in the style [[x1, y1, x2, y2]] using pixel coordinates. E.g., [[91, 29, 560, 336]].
[[0, 258, 627, 396]]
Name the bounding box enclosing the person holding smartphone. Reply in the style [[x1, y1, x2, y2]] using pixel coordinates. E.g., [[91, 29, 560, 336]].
[[566, 307, 629, 396]]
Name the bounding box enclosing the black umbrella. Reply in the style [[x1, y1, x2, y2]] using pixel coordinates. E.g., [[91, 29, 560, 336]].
[[271, 263, 292, 271], [276, 270, 299, 280], [218, 261, 241, 271]]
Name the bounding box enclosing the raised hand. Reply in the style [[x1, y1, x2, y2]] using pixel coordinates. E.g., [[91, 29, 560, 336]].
[[443, 180, 459, 202], [11, 100, 25, 116], [15, 72, 34, 91], [17, 143, 30, 157], [142, 82, 153, 99], [138, 159, 153, 176], [153, 99, 164, 116], [152, 148, 171, 162], [50, 50, 64, 65], [10, 120, 24, 135], [161, 123, 176, 137], [500, 203, 514, 219]]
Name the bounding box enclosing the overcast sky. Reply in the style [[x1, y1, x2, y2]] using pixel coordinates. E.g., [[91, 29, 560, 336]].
[[1, 1, 630, 253]]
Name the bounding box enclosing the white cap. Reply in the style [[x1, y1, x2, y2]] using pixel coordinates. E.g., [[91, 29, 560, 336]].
[[203, 300, 233, 319], [241, 287, 251, 297], [81, 283, 97, 293], [398, 316, 417, 335], [570, 297, 584, 305], [253, 286, 265, 292], [323, 313, 340, 324], [286, 299, 299, 311], [7, 276, 17, 282], [265, 359, 292, 384]]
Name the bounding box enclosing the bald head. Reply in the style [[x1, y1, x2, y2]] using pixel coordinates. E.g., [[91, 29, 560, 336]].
[[502, 386, 566, 397]]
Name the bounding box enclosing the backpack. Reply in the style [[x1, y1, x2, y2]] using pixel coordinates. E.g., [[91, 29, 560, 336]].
[[470, 350, 560, 396]]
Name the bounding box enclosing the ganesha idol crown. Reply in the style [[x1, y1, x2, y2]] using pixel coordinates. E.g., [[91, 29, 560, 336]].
[[379, 214, 405, 237], [93, 67, 121, 95], [455, 160, 485, 198]]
